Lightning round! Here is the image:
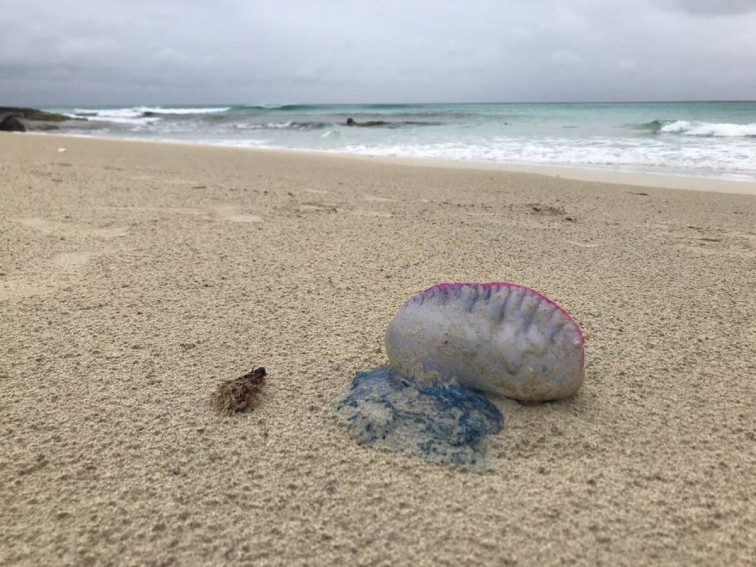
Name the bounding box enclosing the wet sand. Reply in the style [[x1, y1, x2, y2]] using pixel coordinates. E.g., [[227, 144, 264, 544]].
[[1, 133, 754, 565]]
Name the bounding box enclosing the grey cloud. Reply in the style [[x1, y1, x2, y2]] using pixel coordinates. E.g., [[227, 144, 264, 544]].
[[663, 0, 756, 15], [1, 0, 755, 105]]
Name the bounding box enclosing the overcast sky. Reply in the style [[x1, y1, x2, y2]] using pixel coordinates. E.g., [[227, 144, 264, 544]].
[[2, 0, 755, 106]]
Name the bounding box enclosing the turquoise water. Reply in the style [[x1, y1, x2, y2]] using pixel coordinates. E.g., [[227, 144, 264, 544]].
[[50, 101, 756, 181]]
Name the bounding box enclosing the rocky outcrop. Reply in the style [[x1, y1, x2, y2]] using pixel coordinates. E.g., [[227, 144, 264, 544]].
[[346, 117, 390, 127], [0, 115, 26, 132], [345, 117, 440, 128], [0, 107, 68, 122], [0, 107, 69, 132]]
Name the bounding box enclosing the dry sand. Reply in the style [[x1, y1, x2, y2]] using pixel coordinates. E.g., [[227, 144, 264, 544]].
[[1, 133, 754, 566]]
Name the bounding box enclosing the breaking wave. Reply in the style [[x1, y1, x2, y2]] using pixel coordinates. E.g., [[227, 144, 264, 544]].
[[630, 119, 756, 137], [68, 106, 231, 124], [659, 120, 756, 137], [233, 120, 333, 130], [232, 104, 323, 112]]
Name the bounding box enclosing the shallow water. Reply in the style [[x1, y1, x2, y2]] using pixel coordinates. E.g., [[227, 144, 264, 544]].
[[49, 101, 756, 181]]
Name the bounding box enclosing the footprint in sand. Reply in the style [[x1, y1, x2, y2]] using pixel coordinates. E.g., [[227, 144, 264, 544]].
[[677, 244, 754, 259], [6, 218, 126, 301], [363, 194, 396, 203], [99, 205, 206, 217], [13, 218, 128, 239], [0, 251, 96, 301], [295, 202, 340, 214], [565, 240, 601, 248], [354, 195, 396, 218], [350, 210, 393, 219], [0, 275, 55, 301], [208, 205, 262, 223], [670, 227, 755, 259], [53, 251, 93, 271], [98, 205, 262, 223]]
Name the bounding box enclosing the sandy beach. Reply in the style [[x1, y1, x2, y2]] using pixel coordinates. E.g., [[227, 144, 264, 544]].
[[1, 133, 754, 565]]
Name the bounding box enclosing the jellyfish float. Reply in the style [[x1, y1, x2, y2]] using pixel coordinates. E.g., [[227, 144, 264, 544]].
[[338, 282, 585, 466]]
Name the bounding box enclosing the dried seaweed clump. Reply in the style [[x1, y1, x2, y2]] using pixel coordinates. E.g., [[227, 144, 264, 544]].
[[214, 367, 267, 414]]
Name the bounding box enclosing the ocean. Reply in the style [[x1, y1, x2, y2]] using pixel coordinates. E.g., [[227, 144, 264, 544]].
[[48, 101, 756, 182]]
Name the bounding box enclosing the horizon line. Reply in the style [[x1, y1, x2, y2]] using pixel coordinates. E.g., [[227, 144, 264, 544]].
[[26, 99, 756, 109]]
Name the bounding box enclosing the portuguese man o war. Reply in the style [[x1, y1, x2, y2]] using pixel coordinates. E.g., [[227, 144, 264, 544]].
[[386, 282, 585, 401], [338, 282, 585, 467]]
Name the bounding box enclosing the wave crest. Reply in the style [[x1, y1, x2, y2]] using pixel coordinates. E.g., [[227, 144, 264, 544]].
[[628, 119, 666, 132], [233, 121, 332, 130], [660, 120, 756, 137], [69, 106, 231, 123]]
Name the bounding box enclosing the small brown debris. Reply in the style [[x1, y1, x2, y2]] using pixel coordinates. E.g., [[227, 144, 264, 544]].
[[214, 367, 267, 414]]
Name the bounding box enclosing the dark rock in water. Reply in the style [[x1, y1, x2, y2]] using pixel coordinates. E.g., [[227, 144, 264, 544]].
[[345, 117, 440, 128], [0, 107, 68, 133], [0, 107, 68, 122], [337, 367, 503, 466], [0, 115, 25, 132], [345, 117, 390, 127]]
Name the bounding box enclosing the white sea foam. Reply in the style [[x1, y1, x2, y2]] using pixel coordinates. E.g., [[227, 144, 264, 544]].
[[661, 120, 756, 137], [69, 106, 229, 124], [264, 121, 293, 129], [72, 108, 136, 118], [137, 106, 230, 115], [333, 136, 756, 178], [232, 121, 329, 130], [69, 108, 158, 125]]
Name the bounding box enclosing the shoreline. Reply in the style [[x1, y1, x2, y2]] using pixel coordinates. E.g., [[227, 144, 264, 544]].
[[20, 131, 756, 196]]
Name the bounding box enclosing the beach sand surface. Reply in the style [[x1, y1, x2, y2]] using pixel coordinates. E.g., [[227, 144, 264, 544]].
[[1, 134, 754, 566]]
